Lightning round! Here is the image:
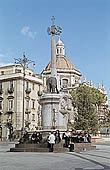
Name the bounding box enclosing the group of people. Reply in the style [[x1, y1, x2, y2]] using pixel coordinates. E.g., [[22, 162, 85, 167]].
[[19, 131, 42, 144], [62, 130, 91, 148], [31, 132, 42, 144], [19, 129, 91, 152]]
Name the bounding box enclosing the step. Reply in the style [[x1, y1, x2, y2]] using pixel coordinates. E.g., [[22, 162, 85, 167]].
[[15, 143, 48, 148], [10, 147, 49, 152], [54, 147, 69, 153]]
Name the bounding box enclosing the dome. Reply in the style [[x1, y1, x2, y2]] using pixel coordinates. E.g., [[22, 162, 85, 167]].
[[44, 56, 74, 71]]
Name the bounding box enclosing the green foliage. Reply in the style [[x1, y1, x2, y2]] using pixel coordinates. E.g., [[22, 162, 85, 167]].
[[70, 85, 106, 134], [104, 110, 110, 127]]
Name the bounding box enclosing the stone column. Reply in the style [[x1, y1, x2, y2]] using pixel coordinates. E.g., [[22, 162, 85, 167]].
[[51, 34, 57, 78]]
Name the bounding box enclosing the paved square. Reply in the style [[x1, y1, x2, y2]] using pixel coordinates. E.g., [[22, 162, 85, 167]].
[[0, 142, 110, 170]]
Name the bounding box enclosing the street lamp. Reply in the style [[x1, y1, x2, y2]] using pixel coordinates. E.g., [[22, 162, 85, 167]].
[[14, 53, 35, 133]]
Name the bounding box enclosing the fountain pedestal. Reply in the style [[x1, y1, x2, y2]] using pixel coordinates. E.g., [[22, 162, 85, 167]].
[[40, 93, 67, 131]]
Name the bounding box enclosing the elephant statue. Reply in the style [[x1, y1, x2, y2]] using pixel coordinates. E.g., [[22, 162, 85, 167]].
[[46, 77, 58, 93]]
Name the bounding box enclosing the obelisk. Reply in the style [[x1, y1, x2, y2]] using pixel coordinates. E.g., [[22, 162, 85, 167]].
[[46, 16, 62, 93], [40, 17, 67, 130], [50, 16, 57, 77]]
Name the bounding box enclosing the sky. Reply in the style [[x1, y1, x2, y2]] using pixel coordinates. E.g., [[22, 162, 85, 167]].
[[0, 0, 110, 102]]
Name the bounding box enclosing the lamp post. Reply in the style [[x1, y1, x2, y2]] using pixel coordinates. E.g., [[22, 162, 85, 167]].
[[14, 53, 35, 133]]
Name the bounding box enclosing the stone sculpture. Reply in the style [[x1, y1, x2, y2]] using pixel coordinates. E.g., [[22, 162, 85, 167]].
[[46, 77, 58, 93]]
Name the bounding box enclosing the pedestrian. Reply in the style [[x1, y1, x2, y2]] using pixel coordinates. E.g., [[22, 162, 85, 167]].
[[48, 132, 55, 152], [107, 129, 109, 136], [64, 130, 70, 147], [55, 130, 61, 144], [83, 133, 88, 143], [87, 134, 91, 143]]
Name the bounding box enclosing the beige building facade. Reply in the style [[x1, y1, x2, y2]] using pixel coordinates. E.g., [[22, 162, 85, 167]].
[[0, 65, 43, 141]]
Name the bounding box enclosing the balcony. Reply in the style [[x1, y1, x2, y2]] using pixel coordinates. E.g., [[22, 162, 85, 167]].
[[37, 90, 42, 96], [25, 108, 31, 114], [7, 109, 14, 114], [8, 87, 14, 94], [25, 88, 31, 94]]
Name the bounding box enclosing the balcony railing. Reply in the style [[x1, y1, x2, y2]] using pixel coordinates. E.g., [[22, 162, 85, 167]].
[[37, 90, 42, 96], [25, 88, 31, 94], [25, 108, 31, 114], [7, 109, 14, 114]]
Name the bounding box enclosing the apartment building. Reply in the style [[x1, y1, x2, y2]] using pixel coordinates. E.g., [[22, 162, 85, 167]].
[[0, 64, 43, 141]]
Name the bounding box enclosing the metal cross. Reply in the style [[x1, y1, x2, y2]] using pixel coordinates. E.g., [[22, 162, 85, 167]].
[[51, 16, 55, 26], [47, 16, 62, 36]]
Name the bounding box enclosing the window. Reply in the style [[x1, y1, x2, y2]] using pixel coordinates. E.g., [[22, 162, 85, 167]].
[[32, 83, 34, 90], [10, 81, 13, 89], [26, 100, 29, 110], [32, 99, 35, 109], [26, 82, 29, 89], [15, 69, 21, 73], [32, 114, 35, 121], [1, 71, 4, 75], [62, 79, 68, 87], [0, 101, 2, 110], [9, 100, 13, 111], [26, 113, 29, 120], [0, 82, 2, 90]]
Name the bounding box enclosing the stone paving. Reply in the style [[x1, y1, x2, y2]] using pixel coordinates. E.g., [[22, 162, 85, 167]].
[[0, 141, 110, 170]]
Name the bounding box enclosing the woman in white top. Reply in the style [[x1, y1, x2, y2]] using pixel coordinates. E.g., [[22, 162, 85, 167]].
[[48, 132, 55, 152]]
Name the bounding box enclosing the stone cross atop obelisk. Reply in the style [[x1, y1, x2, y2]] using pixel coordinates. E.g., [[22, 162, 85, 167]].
[[47, 16, 62, 78]]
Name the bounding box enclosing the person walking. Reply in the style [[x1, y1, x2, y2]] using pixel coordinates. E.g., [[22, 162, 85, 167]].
[[48, 132, 55, 152]]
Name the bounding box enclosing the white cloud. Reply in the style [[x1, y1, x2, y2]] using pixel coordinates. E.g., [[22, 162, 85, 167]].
[[21, 26, 37, 39], [21, 26, 30, 35]]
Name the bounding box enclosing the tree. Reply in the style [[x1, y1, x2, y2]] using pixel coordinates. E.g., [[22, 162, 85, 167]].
[[104, 109, 110, 127], [70, 84, 106, 134]]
